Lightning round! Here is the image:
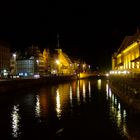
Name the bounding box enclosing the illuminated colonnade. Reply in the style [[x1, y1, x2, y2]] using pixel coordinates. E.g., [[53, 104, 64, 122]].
[[112, 30, 140, 74]]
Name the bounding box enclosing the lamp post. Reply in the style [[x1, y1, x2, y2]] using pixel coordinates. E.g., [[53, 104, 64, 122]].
[[13, 53, 16, 76], [36, 59, 39, 75]]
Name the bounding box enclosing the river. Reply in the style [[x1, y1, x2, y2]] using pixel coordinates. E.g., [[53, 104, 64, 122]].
[[0, 78, 140, 139]]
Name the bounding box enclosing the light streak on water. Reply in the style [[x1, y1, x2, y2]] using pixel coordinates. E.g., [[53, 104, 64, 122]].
[[11, 104, 20, 138], [56, 89, 61, 119], [77, 81, 80, 104], [83, 81, 86, 102], [35, 95, 41, 118], [106, 85, 129, 139], [88, 81, 91, 99], [70, 85, 73, 107], [97, 79, 101, 90]]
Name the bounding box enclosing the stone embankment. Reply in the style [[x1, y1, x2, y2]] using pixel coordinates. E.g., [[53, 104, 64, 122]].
[[0, 73, 106, 94], [0, 75, 77, 93], [109, 76, 140, 114]]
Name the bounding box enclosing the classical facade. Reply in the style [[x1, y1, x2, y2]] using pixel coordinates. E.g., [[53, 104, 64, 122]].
[[112, 29, 140, 75]]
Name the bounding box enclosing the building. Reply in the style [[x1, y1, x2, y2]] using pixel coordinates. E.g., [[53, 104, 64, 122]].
[[27, 45, 45, 75], [16, 57, 35, 77], [111, 29, 140, 76], [54, 48, 73, 75], [0, 41, 10, 78], [13, 45, 45, 77]]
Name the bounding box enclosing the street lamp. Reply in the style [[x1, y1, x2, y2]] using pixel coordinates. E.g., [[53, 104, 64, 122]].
[[13, 53, 16, 59], [56, 59, 60, 74], [12, 53, 17, 76], [36, 59, 39, 75]]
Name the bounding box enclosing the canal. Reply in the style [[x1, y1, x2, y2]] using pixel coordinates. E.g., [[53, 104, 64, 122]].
[[0, 78, 140, 139]]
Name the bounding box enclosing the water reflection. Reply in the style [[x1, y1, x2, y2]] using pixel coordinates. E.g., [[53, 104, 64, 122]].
[[11, 104, 20, 138], [106, 82, 128, 138], [88, 81, 91, 99], [82, 81, 86, 102], [97, 79, 101, 90], [70, 85, 73, 107], [4, 79, 140, 139], [35, 95, 41, 118], [76, 80, 80, 104], [56, 89, 61, 119]]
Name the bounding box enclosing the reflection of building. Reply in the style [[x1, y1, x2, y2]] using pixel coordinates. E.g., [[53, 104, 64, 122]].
[[112, 29, 140, 75], [0, 41, 10, 78]]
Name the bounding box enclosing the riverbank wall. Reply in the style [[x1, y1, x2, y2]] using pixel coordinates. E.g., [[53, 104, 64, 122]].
[[109, 75, 140, 114], [0, 75, 77, 93], [0, 73, 107, 94]]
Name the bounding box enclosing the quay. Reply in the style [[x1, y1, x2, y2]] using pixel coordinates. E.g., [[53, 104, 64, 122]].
[[109, 75, 140, 114], [0, 72, 107, 93], [0, 75, 77, 93]]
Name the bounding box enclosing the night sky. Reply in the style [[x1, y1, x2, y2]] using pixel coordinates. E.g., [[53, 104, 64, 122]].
[[0, 2, 140, 71]]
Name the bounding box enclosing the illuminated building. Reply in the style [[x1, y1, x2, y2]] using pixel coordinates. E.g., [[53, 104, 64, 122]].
[[15, 45, 45, 77], [16, 57, 35, 77], [112, 29, 140, 75], [0, 41, 10, 78], [54, 48, 73, 74], [50, 33, 74, 75], [43, 48, 51, 74], [27, 45, 45, 75]]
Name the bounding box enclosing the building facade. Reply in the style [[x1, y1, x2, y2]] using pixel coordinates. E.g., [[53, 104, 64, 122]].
[[16, 57, 35, 77], [0, 41, 10, 78], [112, 29, 140, 76]]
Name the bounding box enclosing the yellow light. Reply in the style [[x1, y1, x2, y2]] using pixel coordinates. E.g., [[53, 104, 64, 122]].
[[56, 89, 61, 119], [83, 64, 86, 68], [122, 42, 137, 53], [56, 60, 60, 65]]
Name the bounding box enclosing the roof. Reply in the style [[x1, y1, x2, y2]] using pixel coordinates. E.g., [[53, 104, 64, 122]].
[[117, 29, 140, 55]]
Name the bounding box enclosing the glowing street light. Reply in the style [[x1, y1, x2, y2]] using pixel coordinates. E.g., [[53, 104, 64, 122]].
[[55, 59, 60, 74], [56, 59, 60, 65], [36, 60, 39, 64], [13, 53, 16, 59]]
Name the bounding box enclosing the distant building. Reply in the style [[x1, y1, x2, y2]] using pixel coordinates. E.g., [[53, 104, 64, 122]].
[[13, 45, 45, 77], [0, 41, 10, 78], [27, 45, 45, 75], [50, 48, 74, 75], [112, 29, 140, 76], [16, 57, 35, 77], [43, 48, 51, 74]]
